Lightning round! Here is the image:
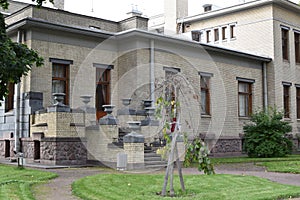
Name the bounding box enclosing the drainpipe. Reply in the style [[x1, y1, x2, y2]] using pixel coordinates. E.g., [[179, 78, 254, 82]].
[[150, 39, 155, 106], [14, 30, 22, 153], [263, 62, 268, 111]]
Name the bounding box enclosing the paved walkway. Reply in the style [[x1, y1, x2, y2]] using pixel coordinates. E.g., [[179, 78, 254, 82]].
[[1, 159, 300, 200]]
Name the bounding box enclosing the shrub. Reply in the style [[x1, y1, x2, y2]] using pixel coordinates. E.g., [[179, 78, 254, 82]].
[[243, 107, 293, 158]]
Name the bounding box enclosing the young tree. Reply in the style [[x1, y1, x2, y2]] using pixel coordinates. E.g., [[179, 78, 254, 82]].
[[155, 76, 185, 197], [0, 0, 49, 103], [155, 72, 214, 197]]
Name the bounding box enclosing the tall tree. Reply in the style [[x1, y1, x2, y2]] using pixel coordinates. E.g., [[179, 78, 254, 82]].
[[0, 0, 51, 103]]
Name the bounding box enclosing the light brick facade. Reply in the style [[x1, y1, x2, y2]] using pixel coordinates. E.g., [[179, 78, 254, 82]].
[[180, 0, 300, 151]]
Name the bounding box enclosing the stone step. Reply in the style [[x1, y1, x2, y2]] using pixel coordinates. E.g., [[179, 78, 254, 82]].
[[144, 164, 167, 169], [145, 160, 167, 166], [144, 156, 163, 161], [144, 152, 158, 156]]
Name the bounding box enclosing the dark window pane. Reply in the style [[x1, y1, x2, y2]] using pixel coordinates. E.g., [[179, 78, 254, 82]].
[[282, 29, 289, 60], [283, 85, 290, 118], [201, 76, 210, 115], [238, 82, 252, 117], [295, 33, 300, 63]]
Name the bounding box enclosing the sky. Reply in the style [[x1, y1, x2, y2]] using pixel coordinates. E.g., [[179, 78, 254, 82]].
[[16, 0, 299, 21]]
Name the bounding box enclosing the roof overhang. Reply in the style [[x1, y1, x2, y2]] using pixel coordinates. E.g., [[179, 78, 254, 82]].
[[6, 17, 115, 39], [116, 29, 272, 63]]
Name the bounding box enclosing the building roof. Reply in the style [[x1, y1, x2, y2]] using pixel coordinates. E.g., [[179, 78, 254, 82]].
[[181, 0, 300, 23], [5, 2, 271, 63], [116, 29, 272, 62]]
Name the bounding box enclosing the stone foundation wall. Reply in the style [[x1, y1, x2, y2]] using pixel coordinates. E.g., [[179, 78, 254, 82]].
[[0, 139, 16, 158], [21, 139, 34, 158], [211, 138, 242, 154], [0, 140, 4, 157], [292, 138, 300, 152], [40, 138, 87, 165], [19, 137, 87, 165]]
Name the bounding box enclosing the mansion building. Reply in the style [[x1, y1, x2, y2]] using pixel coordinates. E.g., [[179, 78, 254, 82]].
[[0, 0, 299, 167]]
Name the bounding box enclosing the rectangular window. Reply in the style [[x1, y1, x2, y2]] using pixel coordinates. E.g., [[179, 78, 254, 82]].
[[238, 82, 252, 117], [295, 32, 300, 64], [230, 24, 236, 39], [283, 85, 290, 118], [282, 28, 289, 61], [206, 30, 211, 43], [214, 28, 219, 42], [201, 76, 210, 115], [96, 68, 110, 118], [5, 82, 14, 112], [192, 31, 201, 42], [296, 86, 300, 119], [222, 26, 227, 40], [52, 63, 69, 105]]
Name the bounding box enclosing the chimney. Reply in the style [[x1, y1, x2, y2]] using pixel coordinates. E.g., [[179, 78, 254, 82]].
[[127, 4, 143, 17], [203, 4, 212, 12], [164, 0, 188, 35], [54, 0, 64, 10]]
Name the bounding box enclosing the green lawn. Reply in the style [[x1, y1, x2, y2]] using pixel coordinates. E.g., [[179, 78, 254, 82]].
[[210, 154, 300, 164], [0, 164, 57, 200], [258, 161, 300, 174], [72, 173, 300, 200], [210, 155, 300, 174]]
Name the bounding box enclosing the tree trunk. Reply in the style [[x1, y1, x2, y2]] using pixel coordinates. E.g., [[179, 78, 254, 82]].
[[161, 130, 178, 196], [175, 142, 185, 191]]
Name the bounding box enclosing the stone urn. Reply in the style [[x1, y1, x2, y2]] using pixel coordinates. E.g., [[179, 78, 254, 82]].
[[127, 121, 141, 132], [53, 93, 65, 106], [122, 98, 131, 106], [99, 105, 118, 125], [143, 100, 152, 108], [80, 95, 92, 106], [145, 107, 155, 118], [103, 105, 115, 115]]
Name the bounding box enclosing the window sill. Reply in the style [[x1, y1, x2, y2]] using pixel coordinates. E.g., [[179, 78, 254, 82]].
[[239, 116, 251, 120], [230, 37, 236, 41], [4, 110, 14, 116], [201, 114, 211, 118], [284, 118, 291, 122], [283, 59, 290, 63]]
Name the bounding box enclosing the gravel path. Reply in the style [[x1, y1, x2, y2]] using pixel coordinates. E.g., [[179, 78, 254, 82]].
[[32, 163, 300, 200], [33, 168, 109, 200]]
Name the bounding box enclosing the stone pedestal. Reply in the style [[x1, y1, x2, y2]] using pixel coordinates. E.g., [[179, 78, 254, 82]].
[[123, 131, 145, 170], [31, 111, 85, 138]]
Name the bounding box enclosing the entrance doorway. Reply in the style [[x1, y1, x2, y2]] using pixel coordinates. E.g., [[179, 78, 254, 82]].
[[34, 140, 40, 160], [4, 140, 10, 157], [96, 68, 111, 120]]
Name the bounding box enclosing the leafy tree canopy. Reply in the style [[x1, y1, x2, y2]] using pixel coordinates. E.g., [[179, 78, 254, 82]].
[[0, 0, 51, 103]]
